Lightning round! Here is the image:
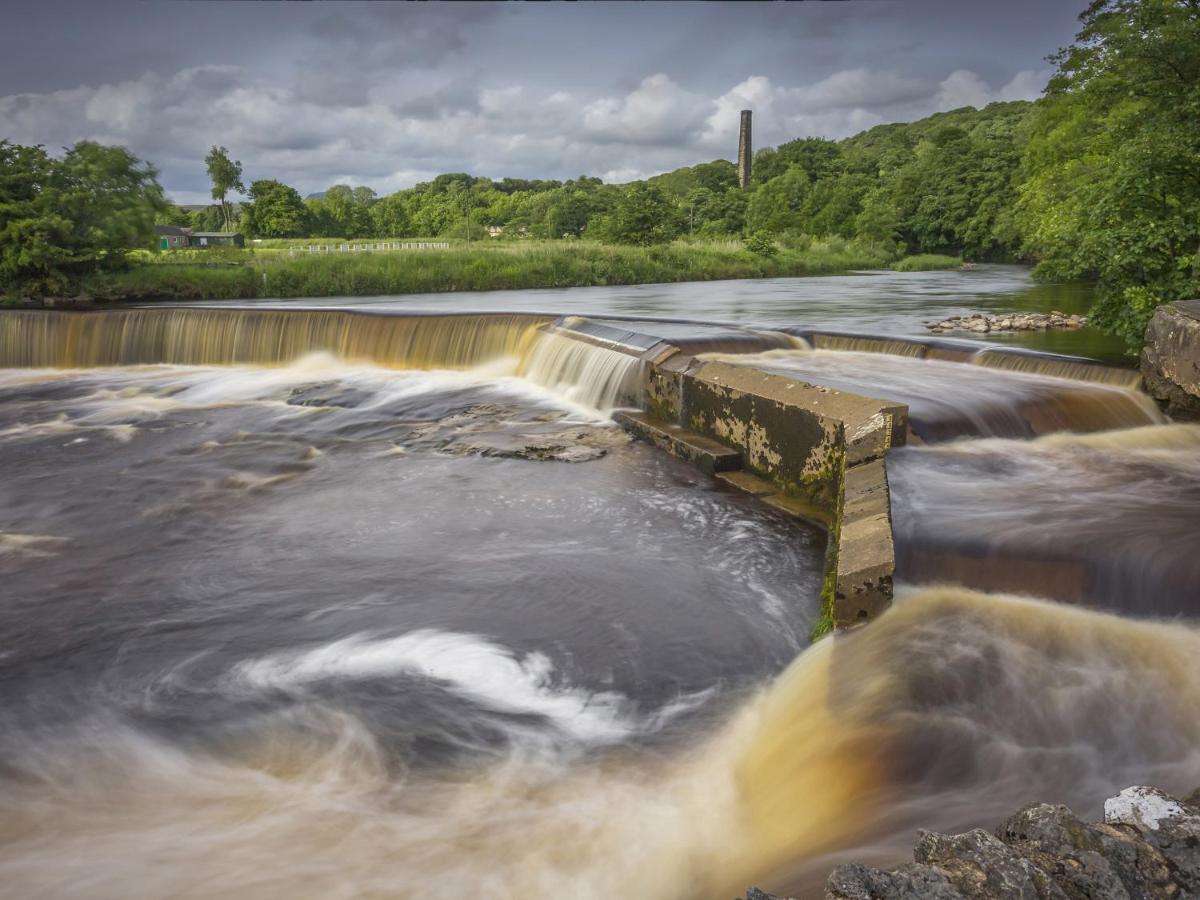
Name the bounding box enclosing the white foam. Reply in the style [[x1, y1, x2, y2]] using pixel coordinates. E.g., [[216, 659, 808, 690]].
[[234, 630, 643, 743]]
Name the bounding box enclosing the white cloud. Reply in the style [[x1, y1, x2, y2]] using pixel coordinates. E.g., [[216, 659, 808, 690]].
[[582, 74, 709, 146], [0, 62, 1051, 200], [934, 69, 993, 110], [998, 68, 1052, 102]]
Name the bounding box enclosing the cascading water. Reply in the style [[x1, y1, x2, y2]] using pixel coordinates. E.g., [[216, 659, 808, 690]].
[[701, 348, 1160, 441], [1, 306, 1197, 899], [516, 329, 645, 412], [0, 308, 646, 414], [0, 587, 1196, 899], [887, 423, 1200, 613]]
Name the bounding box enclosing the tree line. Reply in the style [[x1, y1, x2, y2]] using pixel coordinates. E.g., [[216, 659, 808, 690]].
[[2, 0, 1196, 348]]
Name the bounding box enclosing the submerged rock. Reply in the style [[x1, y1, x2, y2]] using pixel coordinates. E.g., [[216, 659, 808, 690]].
[[402, 404, 629, 462]]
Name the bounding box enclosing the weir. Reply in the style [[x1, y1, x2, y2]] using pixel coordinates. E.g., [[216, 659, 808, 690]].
[[788, 328, 1143, 388], [0, 306, 1165, 632]]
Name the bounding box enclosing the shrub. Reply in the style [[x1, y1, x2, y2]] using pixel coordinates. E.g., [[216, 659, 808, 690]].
[[743, 231, 778, 256]]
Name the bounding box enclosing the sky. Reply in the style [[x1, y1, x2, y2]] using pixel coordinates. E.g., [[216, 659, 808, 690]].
[[0, 1, 1086, 205]]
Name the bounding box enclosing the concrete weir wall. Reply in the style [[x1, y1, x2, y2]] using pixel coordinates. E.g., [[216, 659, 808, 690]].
[[552, 317, 909, 634]]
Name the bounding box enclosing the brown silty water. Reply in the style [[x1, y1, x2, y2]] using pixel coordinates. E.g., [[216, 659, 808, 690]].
[[0, 308, 1197, 899]]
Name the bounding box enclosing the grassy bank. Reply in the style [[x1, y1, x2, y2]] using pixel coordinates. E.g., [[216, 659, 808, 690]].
[[893, 253, 963, 272], [70, 239, 892, 303]]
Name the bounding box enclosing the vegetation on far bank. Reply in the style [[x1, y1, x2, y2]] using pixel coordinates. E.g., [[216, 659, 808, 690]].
[[893, 254, 964, 272], [2, 1, 1196, 345], [71, 238, 892, 302]]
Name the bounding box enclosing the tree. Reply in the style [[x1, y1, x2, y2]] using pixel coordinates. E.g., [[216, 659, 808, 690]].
[[371, 193, 412, 238], [241, 179, 310, 238], [1019, 0, 1200, 349], [204, 146, 243, 231], [0, 142, 74, 293], [745, 168, 811, 234], [55, 142, 166, 260], [313, 184, 376, 238], [155, 204, 194, 227], [191, 205, 226, 233], [0, 140, 164, 294], [854, 187, 904, 256], [601, 182, 676, 245]]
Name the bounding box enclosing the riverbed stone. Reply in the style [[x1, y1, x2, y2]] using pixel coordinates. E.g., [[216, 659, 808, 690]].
[[1142, 300, 1200, 419]]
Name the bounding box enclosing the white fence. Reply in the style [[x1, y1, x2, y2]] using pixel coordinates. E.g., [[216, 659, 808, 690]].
[[287, 242, 450, 256]]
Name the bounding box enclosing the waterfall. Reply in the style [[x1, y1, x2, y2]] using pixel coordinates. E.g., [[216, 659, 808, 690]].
[[0, 308, 551, 371], [968, 346, 1142, 389], [0, 308, 645, 414]]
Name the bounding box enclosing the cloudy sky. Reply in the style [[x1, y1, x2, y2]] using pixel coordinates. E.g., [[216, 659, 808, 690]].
[[0, 1, 1084, 204]]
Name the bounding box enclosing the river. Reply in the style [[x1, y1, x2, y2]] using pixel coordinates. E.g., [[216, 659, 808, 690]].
[[0, 267, 1196, 899], [191, 264, 1132, 364]]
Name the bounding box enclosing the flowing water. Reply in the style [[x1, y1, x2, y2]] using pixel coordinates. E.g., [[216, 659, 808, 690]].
[[699, 348, 1161, 442], [1, 296, 1198, 899], [186, 264, 1133, 364]]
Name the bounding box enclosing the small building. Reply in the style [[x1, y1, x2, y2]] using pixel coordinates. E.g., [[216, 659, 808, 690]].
[[190, 232, 245, 248], [154, 225, 191, 249]]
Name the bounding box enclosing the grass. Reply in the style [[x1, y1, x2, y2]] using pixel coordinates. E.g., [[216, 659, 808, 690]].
[[893, 253, 963, 272], [74, 238, 894, 303]]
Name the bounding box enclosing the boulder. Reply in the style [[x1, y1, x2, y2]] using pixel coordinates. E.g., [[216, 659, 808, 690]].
[[913, 829, 1064, 899], [1142, 300, 1200, 419], [999, 802, 1174, 898], [826, 863, 967, 899], [815, 786, 1200, 900], [1104, 786, 1185, 832]]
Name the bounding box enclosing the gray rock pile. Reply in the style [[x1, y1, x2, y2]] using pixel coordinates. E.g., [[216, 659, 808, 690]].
[[925, 311, 1087, 334], [743, 784, 1200, 900]]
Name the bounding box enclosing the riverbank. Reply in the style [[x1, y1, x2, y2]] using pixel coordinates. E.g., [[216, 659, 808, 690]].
[[9, 239, 894, 304], [745, 783, 1200, 900]]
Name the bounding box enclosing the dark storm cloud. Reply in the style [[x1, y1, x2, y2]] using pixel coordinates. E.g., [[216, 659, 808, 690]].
[[0, 0, 1085, 203]]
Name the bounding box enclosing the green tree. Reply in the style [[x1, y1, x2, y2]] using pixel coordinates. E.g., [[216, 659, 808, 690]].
[[191, 205, 226, 233], [55, 142, 166, 260], [601, 183, 676, 245], [241, 179, 310, 238], [745, 168, 811, 234], [155, 204, 193, 227], [0, 142, 73, 293], [371, 193, 412, 238], [204, 146, 244, 232], [854, 187, 904, 256], [318, 184, 375, 238], [0, 140, 164, 294], [1019, 0, 1200, 349]]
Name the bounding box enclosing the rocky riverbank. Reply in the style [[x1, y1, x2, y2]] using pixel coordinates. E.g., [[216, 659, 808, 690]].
[[925, 311, 1088, 334], [744, 784, 1200, 899]]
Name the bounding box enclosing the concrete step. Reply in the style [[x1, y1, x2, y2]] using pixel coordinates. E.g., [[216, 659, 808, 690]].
[[715, 470, 832, 527], [613, 411, 742, 474]]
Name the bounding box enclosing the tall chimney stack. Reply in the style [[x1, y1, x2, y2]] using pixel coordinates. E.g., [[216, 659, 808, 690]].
[[737, 109, 752, 190]]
